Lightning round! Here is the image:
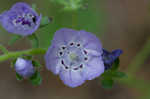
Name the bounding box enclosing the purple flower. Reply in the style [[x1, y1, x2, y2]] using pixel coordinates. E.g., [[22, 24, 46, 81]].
[[0, 2, 41, 36], [15, 58, 35, 78], [45, 28, 104, 88], [102, 49, 123, 70]]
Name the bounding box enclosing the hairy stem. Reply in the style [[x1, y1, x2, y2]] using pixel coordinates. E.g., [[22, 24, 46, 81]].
[[0, 48, 46, 62]]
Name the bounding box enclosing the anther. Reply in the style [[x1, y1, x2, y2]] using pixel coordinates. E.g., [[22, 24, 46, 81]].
[[83, 50, 88, 55], [70, 42, 74, 46], [62, 46, 66, 50], [59, 52, 63, 56], [84, 57, 88, 61], [77, 43, 80, 47], [80, 64, 83, 68]]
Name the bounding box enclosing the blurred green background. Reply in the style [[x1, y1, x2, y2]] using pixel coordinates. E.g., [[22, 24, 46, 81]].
[[0, 0, 150, 99]]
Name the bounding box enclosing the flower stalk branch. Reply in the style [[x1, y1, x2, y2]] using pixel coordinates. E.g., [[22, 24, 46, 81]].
[[0, 48, 46, 62]]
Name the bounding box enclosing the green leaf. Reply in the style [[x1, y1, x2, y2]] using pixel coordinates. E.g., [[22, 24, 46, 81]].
[[113, 71, 127, 78], [101, 70, 112, 78], [111, 58, 120, 71], [32, 60, 41, 68], [16, 72, 23, 81], [50, 0, 83, 11], [101, 78, 114, 89], [29, 71, 42, 86], [28, 34, 39, 48], [40, 16, 51, 28], [8, 35, 22, 46]]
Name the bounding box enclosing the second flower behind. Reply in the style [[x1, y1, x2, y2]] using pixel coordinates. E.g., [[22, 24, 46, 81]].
[[0, 2, 41, 36]]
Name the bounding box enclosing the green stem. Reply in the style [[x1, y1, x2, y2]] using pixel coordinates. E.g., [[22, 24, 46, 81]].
[[120, 37, 150, 98], [118, 74, 150, 99], [0, 44, 8, 54], [127, 37, 150, 75], [28, 34, 39, 48], [0, 48, 46, 62]]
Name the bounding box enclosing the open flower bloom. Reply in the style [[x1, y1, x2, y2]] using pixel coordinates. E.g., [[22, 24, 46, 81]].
[[102, 49, 123, 70], [15, 58, 35, 78], [0, 2, 41, 36], [45, 28, 104, 88]]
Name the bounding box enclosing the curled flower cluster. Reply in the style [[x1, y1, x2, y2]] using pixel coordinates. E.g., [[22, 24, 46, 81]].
[[0, 2, 123, 88]]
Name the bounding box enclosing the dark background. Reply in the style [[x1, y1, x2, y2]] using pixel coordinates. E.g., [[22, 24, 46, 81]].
[[0, 0, 150, 99]]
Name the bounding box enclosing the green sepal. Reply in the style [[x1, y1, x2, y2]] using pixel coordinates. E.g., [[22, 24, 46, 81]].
[[101, 58, 126, 89], [32, 60, 41, 68], [8, 35, 22, 46], [111, 58, 120, 71], [112, 71, 127, 78], [16, 72, 23, 81], [28, 34, 39, 48], [101, 69, 113, 78], [40, 16, 51, 28], [11, 58, 17, 68], [29, 71, 42, 86], [101, 78, 114, 89]]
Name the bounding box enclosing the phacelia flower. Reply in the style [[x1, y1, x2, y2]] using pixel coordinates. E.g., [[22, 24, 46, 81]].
[[15, 58, 35, 78], [102, 49, 123, 70], [45, 28, 104, 88], [0, 2, 41, 36]]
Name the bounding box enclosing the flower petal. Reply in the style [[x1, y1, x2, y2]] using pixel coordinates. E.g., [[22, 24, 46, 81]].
[[78, 30, 103, 55], [45, 45, 61, 75], [83, 57, 104, 80], [52, 28, 79, 47], [59, 69, 85, 88]]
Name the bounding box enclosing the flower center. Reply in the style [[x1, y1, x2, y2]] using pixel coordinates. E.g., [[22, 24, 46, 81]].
[[12, 13, 36, 29], [58, 42, 89, 70], [69, 52, 77, 61]]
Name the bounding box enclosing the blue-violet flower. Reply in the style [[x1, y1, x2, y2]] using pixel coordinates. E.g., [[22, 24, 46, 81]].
[[15, 58, 35, 78], [0, 2, 41, 36], [102, 49, 123, 70], [45, 28, 104, 88]]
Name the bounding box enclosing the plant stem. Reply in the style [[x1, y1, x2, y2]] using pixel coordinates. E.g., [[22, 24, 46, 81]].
[[119, 37, 150, 98], [127, 37, 150, 75], [28, 34, 39, 48], [118, 74, 150, 99], [0, 48, 46, 62]]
